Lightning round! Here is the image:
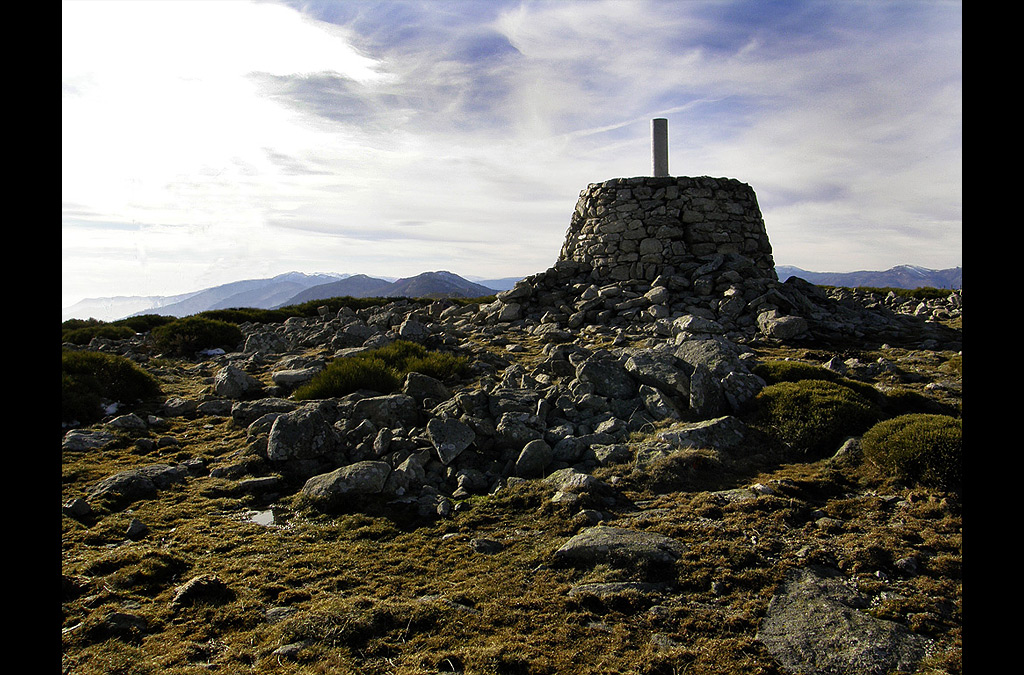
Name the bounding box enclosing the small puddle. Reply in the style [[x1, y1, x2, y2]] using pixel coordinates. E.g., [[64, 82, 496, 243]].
[[244, 509, 276, 527]]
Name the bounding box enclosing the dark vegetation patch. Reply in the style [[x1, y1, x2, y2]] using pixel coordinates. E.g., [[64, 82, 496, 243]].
[[151, 316, 244, 357], [293, 340, 469, 399], [754, 379, 881, 456], [62, 315, 176, 345], [62, 350, 161, 425], [863, 414, 962, 490]]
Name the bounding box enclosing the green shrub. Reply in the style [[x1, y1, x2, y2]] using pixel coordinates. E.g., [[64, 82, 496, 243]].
[[282, 296, 405, 318], [198, 308, 291, 325], [879, 388, 956, 417], [62, 350, 161, 424], [151, 316, 243, 357], [404, 352, 468, 381], [113, 314, 177, 333], [862, 414, 962, 490], [293, 357, 401, 400], [293, 340, 468, 400], [62, 318, 103, 331], [62, 315, 177, 345], [754, 359, 882, 403], [368, 339, 430, 367], [753, 360, 840, 385], [755, 379, 881, 456], [374, 341, 469, 381], [356, 340, 468, 379], [62, 324, 136, 345]]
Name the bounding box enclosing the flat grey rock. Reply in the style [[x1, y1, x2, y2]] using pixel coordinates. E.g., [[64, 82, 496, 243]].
[[553, 526, 684, 568], [757, 566, 930, 675]]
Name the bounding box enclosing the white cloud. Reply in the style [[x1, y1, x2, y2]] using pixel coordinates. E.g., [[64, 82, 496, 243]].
[[62, 0, 961, 308]]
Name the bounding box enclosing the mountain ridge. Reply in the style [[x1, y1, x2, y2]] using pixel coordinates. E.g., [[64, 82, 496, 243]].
[[63, 264, 962, 322], [777, 264, 962, 290]]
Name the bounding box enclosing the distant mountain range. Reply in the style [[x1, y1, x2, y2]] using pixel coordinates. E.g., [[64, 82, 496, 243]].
[[62, 265, 962, 322], [284, 271, 498, 306], [62, 271, 508, 322], [776, 265, 962, 290]]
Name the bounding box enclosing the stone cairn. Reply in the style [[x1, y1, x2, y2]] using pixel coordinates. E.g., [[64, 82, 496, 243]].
[[560, 176, 776, 283], [479, 174, 803, 340]]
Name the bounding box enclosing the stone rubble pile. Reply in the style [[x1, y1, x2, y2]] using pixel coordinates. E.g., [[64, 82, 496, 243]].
[[823, 286, 963, 323], [189, 310, 771, 518]]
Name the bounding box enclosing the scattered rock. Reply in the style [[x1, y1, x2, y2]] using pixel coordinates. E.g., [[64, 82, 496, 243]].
[[553, 526, 685, 569], [469, 538, 504, 554], [301, 461, 393, 507], [88, 464, 188, 507], [107, 413, 147, 430], [88, 611, 149, 640], [170, 574, 232, 609], [213, 365, 265, 400], [515, 439, 553, 478], [62, 497, 93, 519], [62, 429, 117, 451], [426, 417, 475, 465], [125, 518, 148, 540], [757, 566, 930, 675], [655, 416, 754, 458], [267, 404, 338, 462]]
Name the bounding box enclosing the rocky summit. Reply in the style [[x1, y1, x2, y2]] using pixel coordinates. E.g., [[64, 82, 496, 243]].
[[62, 176, 962, 675]]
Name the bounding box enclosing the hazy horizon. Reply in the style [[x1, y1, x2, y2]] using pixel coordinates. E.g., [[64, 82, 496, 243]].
[[61, 262, 963, 324], [63, 0, 962, 308]]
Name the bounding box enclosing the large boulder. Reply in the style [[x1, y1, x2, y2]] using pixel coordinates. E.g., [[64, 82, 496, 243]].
[[212, 365, 264, 400], [271, 367, 322, 389], [426, 417, 475, 465], [553, 526, 684, 570], [674, 337, 765, 415], [300, 461, 392, 508], [655, 416, 754, 458], [403, 372, 451, 404], [63, 429, 117, 451], [350, 394, 420, 429], [488, 387, 542, 417], [494, 412, 545, 450], [624, 351, 690, 399], [88, 464, 188, 507], [267, 405, 338, 462], [243, 330, 290, 354], [230, 398, 298, 427], [514, 439, 553, 478], [757, 309, 809, 340], [575, 356, 637, 400]]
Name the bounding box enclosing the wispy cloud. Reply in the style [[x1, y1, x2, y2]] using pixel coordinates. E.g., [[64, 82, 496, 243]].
[[62, 0, 961, 306]]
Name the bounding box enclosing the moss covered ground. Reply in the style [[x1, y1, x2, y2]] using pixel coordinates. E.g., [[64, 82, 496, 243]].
[[61, 339, 962, 675]]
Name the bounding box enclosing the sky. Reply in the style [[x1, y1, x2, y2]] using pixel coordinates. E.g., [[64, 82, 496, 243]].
[[62, 0, 962, 308]]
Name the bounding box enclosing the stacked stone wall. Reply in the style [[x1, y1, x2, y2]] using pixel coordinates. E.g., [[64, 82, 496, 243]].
[[559, 176, 776, 282]]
